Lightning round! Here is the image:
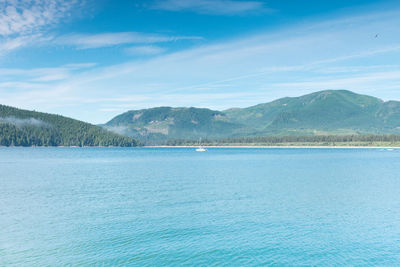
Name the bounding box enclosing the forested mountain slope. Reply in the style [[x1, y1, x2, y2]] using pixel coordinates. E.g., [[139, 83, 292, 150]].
[[0, 105, 137, 147], [104, 107, 244, 142]]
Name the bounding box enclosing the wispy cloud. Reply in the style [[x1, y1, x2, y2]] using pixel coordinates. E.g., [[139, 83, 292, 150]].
[[125, 45, 166, 55], [0, 35, 34, 53], [0, 0, 83, 55], [56, 32, 203, 49], [0, 0, 79, 36], [0, 63, 97, 82], [152, 0, 270, 15], [0, 34, 53, 56], [275, 71, 400, 91]]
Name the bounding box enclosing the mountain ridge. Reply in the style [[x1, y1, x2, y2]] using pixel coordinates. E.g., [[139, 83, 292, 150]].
[[104, 90, 400, 143]]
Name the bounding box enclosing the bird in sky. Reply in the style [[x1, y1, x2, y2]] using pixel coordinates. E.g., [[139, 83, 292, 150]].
[[375, 34, 379, 38]]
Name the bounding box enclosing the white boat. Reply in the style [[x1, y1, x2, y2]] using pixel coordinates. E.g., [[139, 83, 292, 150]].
[[196, 138, 207, 152], [196, 146, 207, 152]]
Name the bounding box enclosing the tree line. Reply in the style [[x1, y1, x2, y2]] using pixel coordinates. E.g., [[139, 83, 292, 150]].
[[163, 134, 400, 146], [0, 123, 137, 147]]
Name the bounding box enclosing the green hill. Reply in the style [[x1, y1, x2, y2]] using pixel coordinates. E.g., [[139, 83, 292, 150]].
[[225, 90, 391, 135], [0, 105, 137, 147], [104, 90, 400, 143], [104, 107, 243, 143]]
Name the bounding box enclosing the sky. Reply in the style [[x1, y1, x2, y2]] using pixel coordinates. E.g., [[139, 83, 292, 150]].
[[0, 0, 400, 124]]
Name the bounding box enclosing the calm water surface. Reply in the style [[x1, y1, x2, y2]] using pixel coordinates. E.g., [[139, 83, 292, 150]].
[[1, 147, 400, 266]]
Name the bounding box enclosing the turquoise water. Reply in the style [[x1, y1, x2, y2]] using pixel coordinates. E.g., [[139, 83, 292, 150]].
[[1, 147, 400, 266]]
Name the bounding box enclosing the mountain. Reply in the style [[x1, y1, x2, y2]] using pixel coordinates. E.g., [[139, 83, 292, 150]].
[[224, 90, 390, 135], [104, 107, 243, 142], [0, 105, 137, 147], [104, 90, 400, 143]]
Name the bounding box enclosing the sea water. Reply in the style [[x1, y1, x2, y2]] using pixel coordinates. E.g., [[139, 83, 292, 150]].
[[1, 147, 400, 266]]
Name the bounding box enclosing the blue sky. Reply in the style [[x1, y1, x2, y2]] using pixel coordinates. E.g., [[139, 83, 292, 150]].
[[1, 0, 400, 123]]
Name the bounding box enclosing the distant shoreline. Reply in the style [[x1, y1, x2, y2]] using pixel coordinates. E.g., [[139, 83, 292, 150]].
[[145, 145, 399, 149], [0, 145, 399, 149]]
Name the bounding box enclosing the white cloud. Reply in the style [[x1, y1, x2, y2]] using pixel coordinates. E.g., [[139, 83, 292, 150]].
[[0, 34, 53, 56], [0, 0, 79, 36], [0, 63, 97, 82], [31, 73, 70, 82], [315, 65, 400, 74], [0, 0, 83, 56], [62, 63, 97, 69], [0, 35, 31, 53], [275, 71, 400, 90], [125, 45, 166, 55], [56, 32, 203, 49], [152, 0, 270, 15]]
